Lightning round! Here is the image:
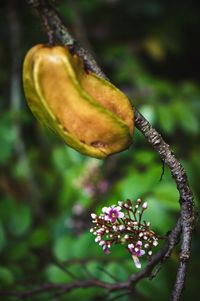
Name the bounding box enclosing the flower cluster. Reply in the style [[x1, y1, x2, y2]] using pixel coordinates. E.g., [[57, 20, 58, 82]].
[[75, 159, 109, 197], [90, 199, 159, 269]]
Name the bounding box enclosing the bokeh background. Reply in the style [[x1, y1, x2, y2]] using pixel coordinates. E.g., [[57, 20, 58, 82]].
[[0, 0, 199, 300]]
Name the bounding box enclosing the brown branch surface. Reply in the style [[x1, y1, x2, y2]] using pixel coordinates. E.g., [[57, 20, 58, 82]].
[[6, 1, 195, 300], [27, 0, 107, 78]]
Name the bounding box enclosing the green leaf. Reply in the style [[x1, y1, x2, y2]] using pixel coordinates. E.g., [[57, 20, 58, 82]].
[[72, 232, 94, 258], [52, 146, 71, 173], [45, 264, 71, 283], [65, 287, 101, 301], [8, 204, 32, 236], [137, 273, 170, 300], [0, 267, 14, 286], [139, 105, 156, 125], [0, 114, 17, 164], [157, 105, 175, 134], [172, 101, 199, 134], [53, 236, 74, 261], [116, 165, 161, 199], [143, 197, 174, 231], [29, 228, 51, 248], [7, 241, 29, 261], [153, 183, 179, 210], [98, 262, 128, 283], [134, 150, 156, 165], [0, 222, 6, 253], [86, 261, 102, 278]]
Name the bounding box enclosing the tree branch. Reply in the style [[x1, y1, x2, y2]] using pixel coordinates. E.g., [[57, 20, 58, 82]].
[[0, 218, 182, 300], [26, 0, 107, 78], [15, 1, 196, 300], [134, 110, 196, 300]]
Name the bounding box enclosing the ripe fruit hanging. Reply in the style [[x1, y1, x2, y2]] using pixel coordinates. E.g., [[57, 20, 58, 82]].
[[23, 44, 134, 158]]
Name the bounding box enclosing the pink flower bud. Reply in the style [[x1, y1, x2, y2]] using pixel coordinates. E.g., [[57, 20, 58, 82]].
[[91, 213, 97, 219], [142, 202, 148, 209]]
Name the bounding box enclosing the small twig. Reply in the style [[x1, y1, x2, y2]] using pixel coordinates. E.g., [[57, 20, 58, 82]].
[[80, 264, 95, 279], [98, 266, 120, 282], [52, 260, 82, 281], [159, 159, 165, 182], [40, 12, 55, 46], [150, 218, 181, 279]]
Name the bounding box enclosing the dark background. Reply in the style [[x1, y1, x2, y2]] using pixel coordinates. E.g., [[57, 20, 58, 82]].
[[0, 0, 199, 300]]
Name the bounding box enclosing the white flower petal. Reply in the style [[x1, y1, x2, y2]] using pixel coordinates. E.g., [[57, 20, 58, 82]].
[[99, 240, 105, 246], [132, 255, 141, 269], [118, 212, 124, 218], [142, 202, 148, 209], [102, 207, 109, 213], [91, 213, 96, 219], [95, 236, 101, 242], [116, 206, 121, 211], [140, 250, 145, 256]]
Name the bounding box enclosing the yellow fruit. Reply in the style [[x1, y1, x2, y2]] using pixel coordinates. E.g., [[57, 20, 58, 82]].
[[23, 44, 134, 158]]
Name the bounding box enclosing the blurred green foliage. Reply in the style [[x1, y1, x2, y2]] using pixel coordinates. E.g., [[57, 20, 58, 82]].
[[0, 0, 199, 300]]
